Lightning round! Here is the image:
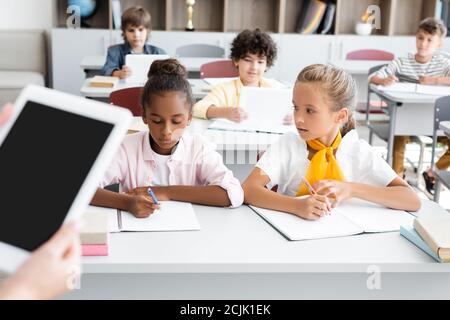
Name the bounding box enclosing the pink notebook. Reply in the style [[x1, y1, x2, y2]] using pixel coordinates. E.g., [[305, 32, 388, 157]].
[[81, 244, 109, 256]]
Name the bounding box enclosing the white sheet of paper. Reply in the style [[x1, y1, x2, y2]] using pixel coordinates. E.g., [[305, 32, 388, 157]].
[[120, 201, 201, 232], [208, 87, 295, 133], [336, 199, 415, 233], [376, 83, 417, 93], [125, 54, 170, 84], [249, 206, 363, 241]]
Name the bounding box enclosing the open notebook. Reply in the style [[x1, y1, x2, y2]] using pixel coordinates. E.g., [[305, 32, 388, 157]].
[[84, 201, 201, 233], [208, 87, 295, 134], [250, 199, 415, 241], [376, 82, 450, 96]]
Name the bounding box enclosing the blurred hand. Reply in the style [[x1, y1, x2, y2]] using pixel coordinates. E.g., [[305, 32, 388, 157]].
[[224, 107, 248, 123], [283, 113, 293, 125], [127, 195, 160, 218], [0, 222, 81, 300], [0, 103, 13, 125], [419, 76, 438, 85], [380, 75, 398, 86], [113, 66, 132, 79]]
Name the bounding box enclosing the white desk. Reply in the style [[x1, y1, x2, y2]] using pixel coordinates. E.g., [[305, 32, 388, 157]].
[[368, 85, 443, 166], [329, 60, 388, 75], [80, 78, 210, 100], [80, 55, 222, 74], [64, 199, 450, 299]]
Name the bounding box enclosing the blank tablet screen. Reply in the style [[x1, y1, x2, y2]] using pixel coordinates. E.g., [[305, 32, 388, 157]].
[[0, 101, 113, 251]]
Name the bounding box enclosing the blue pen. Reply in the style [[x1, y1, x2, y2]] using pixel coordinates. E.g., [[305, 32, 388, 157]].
[[147, 187, 159, 205]]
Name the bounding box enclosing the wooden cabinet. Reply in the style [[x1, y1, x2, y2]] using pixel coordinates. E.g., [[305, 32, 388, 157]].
[[56, 0, 441, 35]]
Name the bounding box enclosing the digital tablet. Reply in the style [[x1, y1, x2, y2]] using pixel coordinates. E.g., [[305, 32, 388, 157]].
[[125, 54, 170, 84], [0, 85, 132, 274]]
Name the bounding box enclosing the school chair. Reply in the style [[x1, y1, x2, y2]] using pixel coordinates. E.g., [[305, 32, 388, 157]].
[[200, 60, 239, 79], [175, 44, 225, 58], [431, 96, 450, 202], [363, 64, 389, 122], [109, 87, 143, 116], [346, 49, 394, 61]]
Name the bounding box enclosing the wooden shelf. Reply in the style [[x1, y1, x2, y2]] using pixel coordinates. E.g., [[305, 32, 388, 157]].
[[55, 0, 440, 35]]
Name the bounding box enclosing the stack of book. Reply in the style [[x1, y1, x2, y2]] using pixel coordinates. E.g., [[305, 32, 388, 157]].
[[400, 215, 450, 263], [88, 76, 119, 88], [80, 210, 110, 256]]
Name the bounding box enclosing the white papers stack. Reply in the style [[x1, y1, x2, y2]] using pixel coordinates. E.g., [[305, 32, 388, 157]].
[[208, 87, 295, 134], [125, 54, 170, 84], [250, 199, 415, 241]]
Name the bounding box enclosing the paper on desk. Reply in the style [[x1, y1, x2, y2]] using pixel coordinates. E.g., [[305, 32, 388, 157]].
[[250, 199, 414, 241], [376, 83, 450, 96], [376, 83, 417, 93], [119, 201, 201, 232], [208, 87, 295, 133]]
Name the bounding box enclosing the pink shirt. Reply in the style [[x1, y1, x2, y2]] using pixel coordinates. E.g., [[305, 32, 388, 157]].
[[99, 131, 244, 208]]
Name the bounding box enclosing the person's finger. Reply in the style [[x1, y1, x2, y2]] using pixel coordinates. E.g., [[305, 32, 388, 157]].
[[42, 222, 80, 255], [311, 208, 325, 217], [0, 103, 13, 125]]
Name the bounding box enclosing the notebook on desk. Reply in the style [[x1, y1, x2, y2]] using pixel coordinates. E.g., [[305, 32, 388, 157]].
[[208, 87, 295, 134], [376, 82, 450, 96], [85, 201, 201, 233], [250, 199, 415, 241]]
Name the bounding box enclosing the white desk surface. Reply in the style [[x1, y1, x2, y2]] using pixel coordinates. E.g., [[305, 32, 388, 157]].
[[80, 55, 221, 72], [369, 84, 443, 104], [440, 121, 450, 136], [82, 199, 450, 274], [80, 78, 210, 99], [329, 60, 388, 74]]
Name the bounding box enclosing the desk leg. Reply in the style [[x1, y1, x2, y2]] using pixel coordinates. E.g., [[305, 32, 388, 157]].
[[387, 101, 398, 167]]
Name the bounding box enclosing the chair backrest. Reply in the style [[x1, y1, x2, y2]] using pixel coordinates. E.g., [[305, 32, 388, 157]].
[[431, 96, 450, 168], [109, 87, 143, 116], [346, 49, 394, 61], [175, 44, 225, 58], [200, 60, 239, 79]]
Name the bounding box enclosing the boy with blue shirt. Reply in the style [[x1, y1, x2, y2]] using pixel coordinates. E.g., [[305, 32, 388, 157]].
[[101, 6, 166, 79]]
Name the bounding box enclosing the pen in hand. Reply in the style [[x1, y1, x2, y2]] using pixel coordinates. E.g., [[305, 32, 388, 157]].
[[301, 177, 331, 215], [147, 187, 159, 205]]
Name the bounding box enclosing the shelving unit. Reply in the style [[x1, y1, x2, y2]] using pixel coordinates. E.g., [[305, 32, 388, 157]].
[[56, 0, 440, 35]]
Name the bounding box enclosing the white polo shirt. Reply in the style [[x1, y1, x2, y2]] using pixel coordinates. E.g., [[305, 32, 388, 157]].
[[255, 130, 397, 196]]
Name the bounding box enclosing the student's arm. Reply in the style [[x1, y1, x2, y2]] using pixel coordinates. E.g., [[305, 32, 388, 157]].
[[100, 47, 121, 76], [242, 168, 330, 220], [91, 188, 159, 218], [206, 106, 247, 122], [369, 60, 399, 86], [419, 76, 450, 86], [313, 177, 421, 212]]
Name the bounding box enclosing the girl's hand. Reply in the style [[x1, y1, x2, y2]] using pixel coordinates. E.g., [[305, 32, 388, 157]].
[[294, 194, 331, 220], [127, 195, 160, 218], [283, 113, 293, 125], [313, 180, 354, 208], [419, 76, 438, 85], [381, 75, 398, 86], [224, 107, 248, 123], [112, 66, 132, 79]]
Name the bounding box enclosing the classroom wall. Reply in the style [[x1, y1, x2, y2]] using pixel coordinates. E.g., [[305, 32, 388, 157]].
[[0, 0, 55, 30]]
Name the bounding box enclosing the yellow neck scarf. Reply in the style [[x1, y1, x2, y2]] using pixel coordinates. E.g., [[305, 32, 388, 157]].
[[296, 131, 345, 196]]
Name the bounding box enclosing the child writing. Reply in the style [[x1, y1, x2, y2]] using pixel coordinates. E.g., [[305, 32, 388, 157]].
[[193, 28, 289, 123], [242, 64, 420, 220], [100, 6, 166, 79], [369, 17, 450, 180], [92, 59, 244, 217]]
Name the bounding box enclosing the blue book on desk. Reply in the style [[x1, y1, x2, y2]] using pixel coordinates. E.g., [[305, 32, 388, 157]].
[[400, 226, 445, 263]]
